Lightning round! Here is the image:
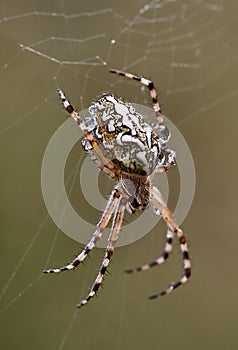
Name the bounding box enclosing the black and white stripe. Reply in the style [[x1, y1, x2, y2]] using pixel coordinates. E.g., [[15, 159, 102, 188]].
[[43, 188, 121, 274], [57, 88, 122, 181], [78, 196, 126, 308], [109, 69, 164, 125], [125, 228, 174, 273], [148, 186, 191, 298], [149, 227, 191, 299]]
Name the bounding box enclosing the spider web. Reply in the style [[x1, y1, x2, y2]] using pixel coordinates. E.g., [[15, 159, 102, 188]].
[[1, 1, 238, 350]]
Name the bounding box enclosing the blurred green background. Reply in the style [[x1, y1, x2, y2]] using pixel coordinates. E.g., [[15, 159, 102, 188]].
[[1, 1, 238, 349]]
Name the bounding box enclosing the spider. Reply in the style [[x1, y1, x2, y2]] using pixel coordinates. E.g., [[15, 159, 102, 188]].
[[43, 69, 191, 308]]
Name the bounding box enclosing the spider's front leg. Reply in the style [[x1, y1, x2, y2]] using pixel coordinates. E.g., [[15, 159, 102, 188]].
[[109, 68, 164, 126], [57, 88, 121, 181], [78, 193, 126, 308]]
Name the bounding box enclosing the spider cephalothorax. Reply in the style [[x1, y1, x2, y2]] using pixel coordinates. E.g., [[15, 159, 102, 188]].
[[44, 69, 191, 308]]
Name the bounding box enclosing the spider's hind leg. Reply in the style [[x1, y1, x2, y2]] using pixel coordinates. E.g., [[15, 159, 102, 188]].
[[43, 187, 121, 274], [78, 194, 126, 308], [149, 185, 191, 299], [125, 228, 174, 274]]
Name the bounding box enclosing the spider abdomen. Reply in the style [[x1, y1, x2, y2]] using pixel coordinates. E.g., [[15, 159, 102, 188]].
[[83, 93, 162, 175]]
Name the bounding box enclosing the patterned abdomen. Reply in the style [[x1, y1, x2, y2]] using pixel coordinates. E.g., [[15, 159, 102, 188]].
[[83, 93, 161, 175]]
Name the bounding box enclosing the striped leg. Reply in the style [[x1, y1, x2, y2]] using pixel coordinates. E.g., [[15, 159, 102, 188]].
[[58, 88, 82, 125], [125, 228, 174, 273], [109, 69, 164, 126], [155, 147, 176, 173], [85, 146, 120, 181], [148, 186, 191, 299], [78, 196, 126, 308], [57, 88, 121, 181], [43, 188, 121, 274]]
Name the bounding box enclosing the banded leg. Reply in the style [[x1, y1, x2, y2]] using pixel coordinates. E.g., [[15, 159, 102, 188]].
[[125, 228, 174, 273], [149, 186, 191, 299], [85, 145, 120, 181], [43, 187, 121, 274], [78, 196, 126, 308], [109, 69, 164, 126], [155, 147, 176, 173], [58, 88, 121, 181]]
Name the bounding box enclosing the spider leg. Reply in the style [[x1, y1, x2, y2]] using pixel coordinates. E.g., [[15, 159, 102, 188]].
[[43, 187, 121, 274], [155, 147, 176, 173], [57, 89, 84, 127], [58, 88, 121, 181], [86, 147, 120, 181], [78, 194, 126, 308], [125, 228, 174, 273], [148, 185, 191, 298], [109, 69, 164, 126]]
